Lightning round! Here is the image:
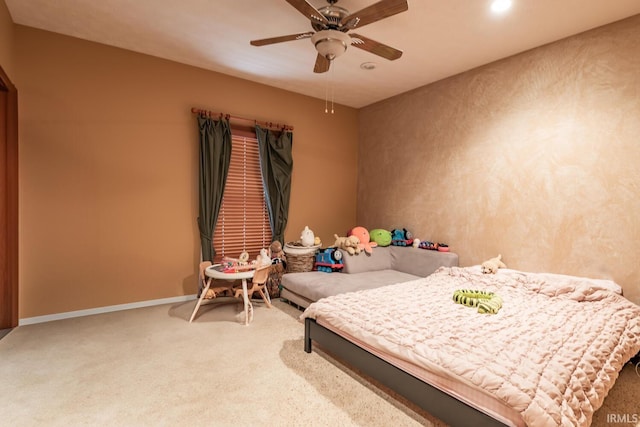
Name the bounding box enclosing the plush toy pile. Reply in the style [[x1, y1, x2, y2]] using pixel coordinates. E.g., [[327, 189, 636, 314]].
[[366, 228, 450, 252], [329, 225, 453, 257]]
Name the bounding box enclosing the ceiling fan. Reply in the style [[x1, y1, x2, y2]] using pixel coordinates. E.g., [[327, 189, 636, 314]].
[[250, 0, 409, 73]]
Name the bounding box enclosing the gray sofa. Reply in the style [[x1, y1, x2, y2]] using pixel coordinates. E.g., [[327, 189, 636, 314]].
[[280, 245, 459, 308]]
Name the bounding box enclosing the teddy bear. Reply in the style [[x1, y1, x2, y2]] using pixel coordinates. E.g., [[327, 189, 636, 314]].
[[348, 226, 377, 255], [333, 234, 361, 256], [269, 240, 285, 262], [481, 254, 507, 274]]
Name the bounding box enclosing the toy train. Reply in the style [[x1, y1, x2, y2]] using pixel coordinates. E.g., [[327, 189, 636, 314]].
[[418, 241, 449, 251], [314, 247, 344, 273], [391, 228, 414, 246]]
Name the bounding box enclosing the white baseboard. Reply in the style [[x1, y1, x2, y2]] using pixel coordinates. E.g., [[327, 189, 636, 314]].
[[18, 294, 197, 326]]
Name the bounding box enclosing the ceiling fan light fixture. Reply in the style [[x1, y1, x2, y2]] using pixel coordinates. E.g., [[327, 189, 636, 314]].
[[491, 0, 512, 14], [311, 30, 351, 60]]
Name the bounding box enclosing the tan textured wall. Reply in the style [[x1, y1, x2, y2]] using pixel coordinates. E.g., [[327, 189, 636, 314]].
[[15, 26, 358, 318], [358, 15, 640, 304], [0, 0, 14, 76]]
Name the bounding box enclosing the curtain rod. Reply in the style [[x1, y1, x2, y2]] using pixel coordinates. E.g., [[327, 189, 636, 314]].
[[191, 108, 294, 131]]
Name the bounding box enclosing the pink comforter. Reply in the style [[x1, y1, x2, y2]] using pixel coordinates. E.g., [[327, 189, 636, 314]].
[[301, 266, 640, 426]]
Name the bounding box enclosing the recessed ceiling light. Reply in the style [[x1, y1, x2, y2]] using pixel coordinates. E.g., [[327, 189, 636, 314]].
[[360, 62, 376, 70], [491, 0, 512, 14]]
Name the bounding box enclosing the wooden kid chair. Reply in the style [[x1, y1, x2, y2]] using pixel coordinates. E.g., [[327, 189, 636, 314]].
[[189, 261, 234, 323], [234, 264, 272, 308]]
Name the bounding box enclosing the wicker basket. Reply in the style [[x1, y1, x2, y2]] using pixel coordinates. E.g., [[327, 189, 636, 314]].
[[266, 263, 285, 297], [283, 242, 319, 273], [285, 252, 316, 273]]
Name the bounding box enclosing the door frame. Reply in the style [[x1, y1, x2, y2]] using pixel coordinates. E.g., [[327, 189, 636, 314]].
[[0, 64, 18, 329]]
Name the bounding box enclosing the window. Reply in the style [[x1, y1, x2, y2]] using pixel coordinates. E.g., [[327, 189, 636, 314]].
[[212, 134, 271, 263]]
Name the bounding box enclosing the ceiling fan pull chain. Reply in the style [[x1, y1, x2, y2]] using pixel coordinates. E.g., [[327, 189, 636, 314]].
[[325, 64, 330, 113], [331, 60, 335, 114]]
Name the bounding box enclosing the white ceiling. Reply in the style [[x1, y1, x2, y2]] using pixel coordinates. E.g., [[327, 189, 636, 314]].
[[6, 0, 640, 108]]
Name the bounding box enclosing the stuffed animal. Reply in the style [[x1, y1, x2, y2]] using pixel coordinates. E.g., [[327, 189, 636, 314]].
[[481, 254, 507, 274], [256, 248, 272, 267], [204, 287, 232, 299], [300, 226, 315, 247], [453, 289, 503, 314], [348, 226, 377, 254], [369, 229, 392, 247], [333, 234, 361, 256], [269, 241, 286, 262]]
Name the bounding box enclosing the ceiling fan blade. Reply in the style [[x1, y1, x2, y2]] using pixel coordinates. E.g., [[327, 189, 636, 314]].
[[285, 0, 329, 26], [250, 32, 314, 46], [313, 53, 331, 73], [340, 0, 408, 29], [350, 33, 403, 60]]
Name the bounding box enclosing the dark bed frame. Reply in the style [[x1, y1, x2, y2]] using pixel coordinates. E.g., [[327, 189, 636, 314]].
[[304, 317, 509, 427]]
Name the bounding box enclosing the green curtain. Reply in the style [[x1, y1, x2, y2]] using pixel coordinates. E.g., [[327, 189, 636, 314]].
[[255, 125, 293, 244], [197, 116, 232, 262]]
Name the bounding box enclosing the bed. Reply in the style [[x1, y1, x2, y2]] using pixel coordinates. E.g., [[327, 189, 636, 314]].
[[301, 266, 640, 427]]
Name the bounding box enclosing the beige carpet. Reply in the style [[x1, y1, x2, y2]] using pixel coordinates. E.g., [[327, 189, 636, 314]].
[[0, 298, 637, 427]]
